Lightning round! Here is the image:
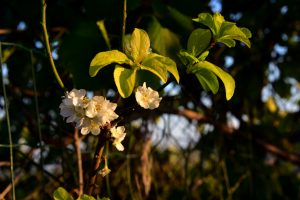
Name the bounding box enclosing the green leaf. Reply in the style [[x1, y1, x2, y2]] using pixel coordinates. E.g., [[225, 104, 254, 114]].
[[179, 50, 199, 65], [217, 21, 251, 48], [148, 17, 181, 57], [77, 194, 96, 200], [217, 37, 236, 47], [195, 68, 219, 94], [130, 28, 151, 63], [96, 20, 111, 50], [198, 51, 209, 61], [213, 13, 225, 34], [53, 187, 74, 200], [190, 61, 235, 100], [89, 50, 131, 77], [187, 28, 211, 57], [193, 13, 216, 35], [240, 27, 252, 38], [141, 53, 179, 83], [113, 65, 137, 98]]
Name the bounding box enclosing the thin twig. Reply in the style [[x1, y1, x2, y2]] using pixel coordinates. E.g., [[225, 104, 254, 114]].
[[1, 42, 45, 57], [0, 172, 22, 200], [0, 42, 16, 200], [121, 0, 127, 51], [41, 0, 65, 90], [74, 128, 84, 196], [221, 160, 232, 200], [16, 150, 68, 188], [87, 132, 107, 196], [30, 50, 45, 180]]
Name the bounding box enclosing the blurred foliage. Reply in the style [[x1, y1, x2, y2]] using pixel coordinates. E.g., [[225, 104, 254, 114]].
[[1, 0, 300, 199]]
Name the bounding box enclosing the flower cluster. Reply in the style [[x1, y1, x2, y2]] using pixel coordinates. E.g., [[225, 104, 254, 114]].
[[59, 84, 161, 151], [59, 89, 118, 135], [59, 89, 126, 150]]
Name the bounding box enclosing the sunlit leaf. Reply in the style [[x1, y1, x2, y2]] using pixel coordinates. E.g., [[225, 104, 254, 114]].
[[213, 13, 225, 33], [89, 50, 131, 77], [179, 50, 199, 65], [240, 27, 252, 38], [190, 61, 235, 100], [187, 28, 211, 57], [218, 21, 251, 48], [141, 53, 179, 83], [130, 28, 151, 63], [195, 68, 219, 94], [53, 187, 74, 200], [113, 65, 137, 98], [198, 51, 209, 61], [217, 37, 236, 47], [193, 13, 216, 35]]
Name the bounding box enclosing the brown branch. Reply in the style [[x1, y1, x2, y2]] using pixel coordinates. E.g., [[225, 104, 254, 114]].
[[0, 172, 22, 200], [255, 138, 300, 165], [86, 131, 108, 196], [74, 128, 84, 196]]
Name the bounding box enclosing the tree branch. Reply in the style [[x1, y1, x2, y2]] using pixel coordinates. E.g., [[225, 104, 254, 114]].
[[86, 131, 108, 196]]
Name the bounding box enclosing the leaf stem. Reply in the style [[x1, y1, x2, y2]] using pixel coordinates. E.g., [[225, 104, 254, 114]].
[[41, 0, 65, 90], [0, 42, 16, 200]]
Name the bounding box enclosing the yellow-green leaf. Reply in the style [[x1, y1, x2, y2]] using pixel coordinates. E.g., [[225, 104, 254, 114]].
[[89, 50, 131, 77], [130, 28, 151, 63], [191, 61, 235, 100], [113, 65, 137, 98], [213, 12, 225, 33], [141, 53, 179, 83], [193, 13, 216, 35], [53, 187, 74, 200], [218, 21, 251, 48]]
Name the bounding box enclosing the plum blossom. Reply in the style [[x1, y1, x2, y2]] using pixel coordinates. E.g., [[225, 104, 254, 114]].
[[59, 89, 87, 127], [135, 82, 162, 109], [85, 96, 118, 126], [59, 89, 119, 136], [110, 126, 126, 151], [80, 118, 101, 135]]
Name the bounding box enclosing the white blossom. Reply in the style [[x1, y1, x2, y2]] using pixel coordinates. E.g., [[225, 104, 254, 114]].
[[135, 82, 162, 109], [80, 118, 101, 135], [59, 89, 87, 127], [60, 89, 119, 136], [85, 96, 118, 126], [110, 126, 126, 151]]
